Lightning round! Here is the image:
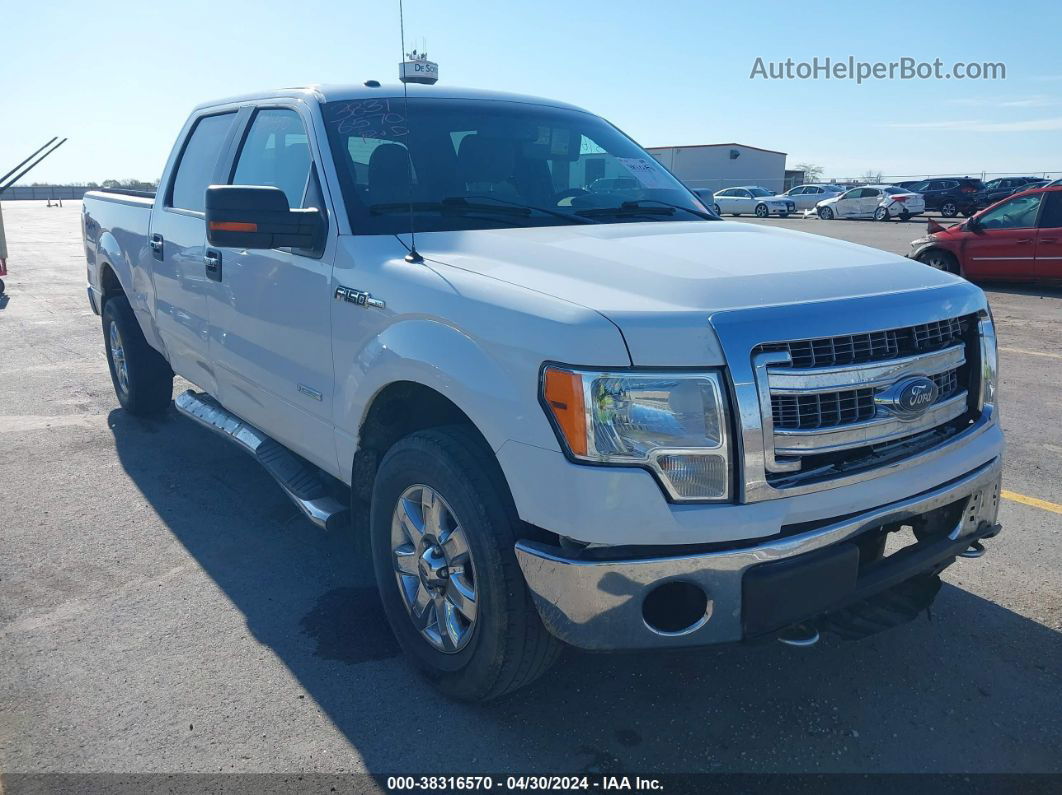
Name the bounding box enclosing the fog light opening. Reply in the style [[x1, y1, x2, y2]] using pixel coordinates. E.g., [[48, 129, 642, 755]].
[[642, 581, 711, 636]]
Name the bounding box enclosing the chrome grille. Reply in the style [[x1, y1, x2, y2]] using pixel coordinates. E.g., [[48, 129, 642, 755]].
[[771, 365, 963, 431], [760, 317, 966, 369]]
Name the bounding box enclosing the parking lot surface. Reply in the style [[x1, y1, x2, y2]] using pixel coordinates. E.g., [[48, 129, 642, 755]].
[[1, 203, 1060, 775]]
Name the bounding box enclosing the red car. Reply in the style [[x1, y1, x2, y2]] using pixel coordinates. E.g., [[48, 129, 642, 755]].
[[909, 184, 1062, 281]]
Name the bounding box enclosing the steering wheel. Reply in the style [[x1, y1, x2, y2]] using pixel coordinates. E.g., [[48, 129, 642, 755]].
[[553, 187, 590, 205]]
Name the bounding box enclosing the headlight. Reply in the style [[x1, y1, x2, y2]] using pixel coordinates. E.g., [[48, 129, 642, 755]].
[[541, 366, 731, 501]]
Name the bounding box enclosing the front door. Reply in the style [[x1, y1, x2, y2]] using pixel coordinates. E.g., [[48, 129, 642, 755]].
[[1035, 191, 1062, 279], [149, 111, 239, 394], [206, 105, 340, 475], [961, 192, 1042, 280]]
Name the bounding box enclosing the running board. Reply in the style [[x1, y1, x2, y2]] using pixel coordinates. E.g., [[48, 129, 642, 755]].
[[174, 390, 349, 531]]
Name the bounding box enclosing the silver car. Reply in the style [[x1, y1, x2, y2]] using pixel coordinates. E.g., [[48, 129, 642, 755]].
[[773, 184, 845, 211], [712, 186, 794, 217]]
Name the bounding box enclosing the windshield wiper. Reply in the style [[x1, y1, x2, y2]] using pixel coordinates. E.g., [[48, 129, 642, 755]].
[[581, 199, 715, 220], [370, 200, 530, 217], [449, 195, 595, 224]]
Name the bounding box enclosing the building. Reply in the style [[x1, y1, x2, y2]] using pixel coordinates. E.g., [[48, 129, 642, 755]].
[[646, 143, 788, 194]]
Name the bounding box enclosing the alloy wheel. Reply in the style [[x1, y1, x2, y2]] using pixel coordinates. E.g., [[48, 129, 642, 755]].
[[391, 484, 478, 653], [109, 322, 129, 395]]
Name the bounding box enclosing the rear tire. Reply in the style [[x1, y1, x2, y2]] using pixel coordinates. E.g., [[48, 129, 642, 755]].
[[102, 295, 173, 416], [370, 426, 562, 701], [0, 278, 5, 294], [874, 206, 889, 221], [712, 204, 721, 216], [941, 201, 959, 218]]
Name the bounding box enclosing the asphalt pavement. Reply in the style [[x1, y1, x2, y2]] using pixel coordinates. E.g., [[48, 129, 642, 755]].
[[1, 203, 1059, 777]]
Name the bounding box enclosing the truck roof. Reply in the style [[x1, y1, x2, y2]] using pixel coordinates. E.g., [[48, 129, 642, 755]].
[[194, 84, 589, 113]]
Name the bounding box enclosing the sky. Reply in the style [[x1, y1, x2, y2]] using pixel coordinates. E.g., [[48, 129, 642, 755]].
[[3, 0, 1062, 185]]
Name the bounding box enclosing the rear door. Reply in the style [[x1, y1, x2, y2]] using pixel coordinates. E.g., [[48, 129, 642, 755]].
[[149, 111, 240, 393], [859, 188, 883, 216], [206, 104, 340, 473], [1035, 190, 1062, 279], [961, 192, 1043, 280]]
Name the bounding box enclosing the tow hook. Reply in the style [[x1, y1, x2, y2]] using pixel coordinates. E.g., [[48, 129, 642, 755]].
[[960, 521, 1002, 559], [777, 623, 820, 647]]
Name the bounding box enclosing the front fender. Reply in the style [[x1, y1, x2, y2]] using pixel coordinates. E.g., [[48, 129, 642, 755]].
[[334, 317, 561, 478]]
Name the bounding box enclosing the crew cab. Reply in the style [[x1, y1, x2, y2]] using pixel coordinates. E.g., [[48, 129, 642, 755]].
[[910, 184, 1062, 280], [82, 84, 1004, 701]]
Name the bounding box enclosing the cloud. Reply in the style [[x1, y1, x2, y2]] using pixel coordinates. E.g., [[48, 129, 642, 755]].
[[946, 94, 1056, 109], [885, 117, 1062, 132]]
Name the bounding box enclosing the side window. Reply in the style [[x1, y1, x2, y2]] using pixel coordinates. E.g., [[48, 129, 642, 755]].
[[737, 189, 752, 198], [169, 113, 236, 212], [1039, 192, 1062, 228], [232, 109, 314, 209], [978, 194, 1043, 230]]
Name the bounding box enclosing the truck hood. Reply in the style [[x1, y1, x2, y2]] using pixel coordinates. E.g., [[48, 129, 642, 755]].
[[414, 220, 966, 365]]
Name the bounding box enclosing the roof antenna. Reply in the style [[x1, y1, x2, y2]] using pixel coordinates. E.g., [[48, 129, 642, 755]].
[[398, 0, 423, 263]]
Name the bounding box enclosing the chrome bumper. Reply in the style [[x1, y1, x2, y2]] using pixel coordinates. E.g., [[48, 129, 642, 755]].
[[515, 457, 1002, 650]]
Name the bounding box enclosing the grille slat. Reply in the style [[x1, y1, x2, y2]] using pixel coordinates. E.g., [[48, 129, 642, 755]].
[[761, 317, 965, 369], [770, 365, 964, 432]]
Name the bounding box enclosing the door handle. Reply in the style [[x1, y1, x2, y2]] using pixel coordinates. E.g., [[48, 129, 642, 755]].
[[149, 233, 164, 260], [204, 250, 222, 282], [1016, 239, 1032, 245], [1040, 238, 1057, 244]]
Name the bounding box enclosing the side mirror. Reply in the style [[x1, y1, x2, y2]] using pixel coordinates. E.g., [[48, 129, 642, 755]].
[[205, 185, 324, 250], [966, 216, 982, 232]]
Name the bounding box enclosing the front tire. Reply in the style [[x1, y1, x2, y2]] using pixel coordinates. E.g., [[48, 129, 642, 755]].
[[102, 295, 173, 416], [754, 203, 770, 218], [818, 206, 834, 220], [918, 249, 960, 274], [370, 426, 562, 701]]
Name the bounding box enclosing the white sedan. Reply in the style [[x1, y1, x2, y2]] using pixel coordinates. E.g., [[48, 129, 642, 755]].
[[771, 184, 846, 211], [712, 186, 794, 217], [815, 185, 925, 221]]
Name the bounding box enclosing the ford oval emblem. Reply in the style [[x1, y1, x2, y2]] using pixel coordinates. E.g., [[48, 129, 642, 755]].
[[876, 376, 939, 420]]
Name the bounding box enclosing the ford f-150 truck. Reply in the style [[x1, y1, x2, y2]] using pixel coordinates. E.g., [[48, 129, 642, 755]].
[[82, 84, 1003, 701]]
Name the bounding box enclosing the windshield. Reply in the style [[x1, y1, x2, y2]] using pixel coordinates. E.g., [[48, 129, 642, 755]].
[[322, 98, 711, 233]]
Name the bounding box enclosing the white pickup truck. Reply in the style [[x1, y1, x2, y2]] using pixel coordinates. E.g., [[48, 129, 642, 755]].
[[82, 84, 1003, 701]]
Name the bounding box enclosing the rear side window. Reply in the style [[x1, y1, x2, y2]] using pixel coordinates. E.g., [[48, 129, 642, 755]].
[[232, 109, 314, 209], [169, 113, 236, 212]]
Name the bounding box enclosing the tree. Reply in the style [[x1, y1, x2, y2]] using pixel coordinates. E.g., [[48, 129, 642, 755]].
[[862, 169, 884, 184], [793, 162, 824, 183]]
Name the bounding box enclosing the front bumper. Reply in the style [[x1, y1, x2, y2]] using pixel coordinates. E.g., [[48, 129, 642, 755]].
[[515, 457, 1002, 650]]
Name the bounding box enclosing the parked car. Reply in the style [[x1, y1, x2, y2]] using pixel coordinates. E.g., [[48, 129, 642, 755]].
[[892, 180, 926, 192], [910, 184, 1062, 280], [1044, 177, 1062, 188], [904, 177, 983, 217], [690, 188, 719, 214], [975, 177, 1048, 210], [815, 185, 925, 221], [81, 83, 1003, 701], [772, 184, 845, 211], [713, 186, 794, 217]]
